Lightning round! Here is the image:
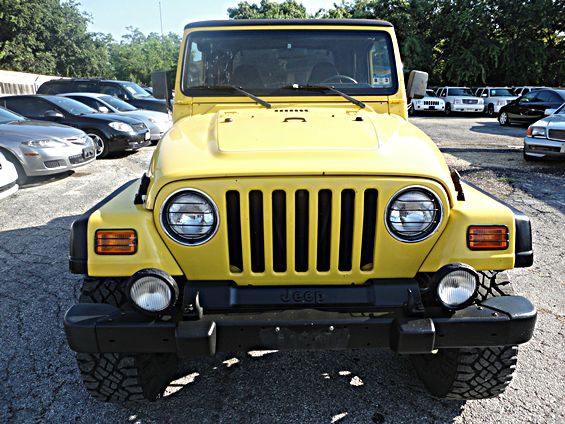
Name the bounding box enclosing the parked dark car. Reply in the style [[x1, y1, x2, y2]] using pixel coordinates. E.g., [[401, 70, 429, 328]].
[[37, 79, 168, 113], [498, 88, 565, 126], [0, 95, 150, 158]]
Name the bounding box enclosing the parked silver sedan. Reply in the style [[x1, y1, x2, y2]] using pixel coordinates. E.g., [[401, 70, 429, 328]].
[[0, 106, 95, 184], [524, 103, 565, 160], [60, 93, 172, 143], [0, 151, 18, 200]]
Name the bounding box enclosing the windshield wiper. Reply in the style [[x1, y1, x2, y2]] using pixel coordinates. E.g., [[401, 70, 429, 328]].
[[191, 85, 271, 109], [281, 84, 365, 109]]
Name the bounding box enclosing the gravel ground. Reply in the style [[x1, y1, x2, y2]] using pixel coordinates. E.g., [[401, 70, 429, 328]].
[[0, 115, 563, 423]]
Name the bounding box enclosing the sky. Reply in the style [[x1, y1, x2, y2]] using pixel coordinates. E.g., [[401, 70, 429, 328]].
[[77, 0, 335, 39]]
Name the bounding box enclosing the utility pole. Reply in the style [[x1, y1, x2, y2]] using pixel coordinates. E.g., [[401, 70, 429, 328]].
[[159, 0, 164, 38]]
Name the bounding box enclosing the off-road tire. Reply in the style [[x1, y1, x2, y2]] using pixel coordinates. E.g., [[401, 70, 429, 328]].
[[79, 277, 130, 309], [411, 271, 519, 399], [76, 352, 178, 402], [75, 278, 178, 402], [444, 103, 451, 116]]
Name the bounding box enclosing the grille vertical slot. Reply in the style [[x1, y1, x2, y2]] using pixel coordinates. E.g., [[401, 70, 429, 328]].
[[249, 190, 265, 272], [360, 189, 378, 270], [295, 190, 309, 272], [272, 190, 287, 272], [226, 191, 243, 272], [338, 189, 355, 271], [317, 189, 332, 271]]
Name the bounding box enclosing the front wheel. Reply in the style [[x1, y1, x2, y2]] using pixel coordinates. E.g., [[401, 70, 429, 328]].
[[444, 103, 451, 116], [88, 131, 109, 159], [411, 346, 518, 399], [487, 104, 495, 117], [76, 352, 178, 402], [498, 111, 510, 126]]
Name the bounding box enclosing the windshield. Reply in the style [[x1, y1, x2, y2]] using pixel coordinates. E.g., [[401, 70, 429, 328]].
[[48, 96, 97, 115], [100, 95, 137, 111], [426, 90, 437, 97], [448, 88, 475, 96], [0, 107, 25, 124], [123, 82, 151, 98], [182, 29, 398, 96], [490, 88, 514, 97]]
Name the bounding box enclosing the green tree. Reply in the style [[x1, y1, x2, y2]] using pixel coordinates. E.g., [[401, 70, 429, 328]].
[[228, 0, 307, 19], [0, 0, 113, 77]]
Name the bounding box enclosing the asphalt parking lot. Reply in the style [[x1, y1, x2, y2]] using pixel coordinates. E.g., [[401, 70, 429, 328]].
[[1, 115, 563, 424]]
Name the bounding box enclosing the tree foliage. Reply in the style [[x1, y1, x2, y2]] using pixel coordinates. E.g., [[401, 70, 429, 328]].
[[228, 0, 565, 86], [0, 0, 180, 85]]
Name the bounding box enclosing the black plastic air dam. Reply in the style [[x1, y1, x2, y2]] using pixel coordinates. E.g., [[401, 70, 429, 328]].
[[64, 295, 536, 357]]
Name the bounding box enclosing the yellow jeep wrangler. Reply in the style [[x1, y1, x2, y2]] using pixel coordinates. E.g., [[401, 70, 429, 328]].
[[64, 19, 536, 402]]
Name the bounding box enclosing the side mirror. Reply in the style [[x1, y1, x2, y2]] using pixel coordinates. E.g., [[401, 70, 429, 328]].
[[44, 110, 64, 120], [406, 70, 428, 99], [151, 70, 173, 112], [98, 106, 110, 113], [544, 108, 556, 116]]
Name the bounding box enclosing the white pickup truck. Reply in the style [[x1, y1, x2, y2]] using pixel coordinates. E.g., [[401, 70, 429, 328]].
[[436, 86, 484, 115]]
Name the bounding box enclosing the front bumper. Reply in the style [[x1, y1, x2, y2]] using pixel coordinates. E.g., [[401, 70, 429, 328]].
[[414, 104, 445, 112], [19, 144, 96, 177], [452, 104, 484, 112], [64, 293, 536, 356], [107, 132, 151, 153], [524, 136, 565, 159]]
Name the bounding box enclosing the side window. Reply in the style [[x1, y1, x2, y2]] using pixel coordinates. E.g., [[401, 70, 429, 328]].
[[71, 96, 100, 110], [39, 82, 67, 94], [4, 98, 56, 118], [536, 91, 550, 102], [76, 82, 97, 92], [100, 84, 125, 98], [545, 92, 562, 103], [521, 92, 538, 103]]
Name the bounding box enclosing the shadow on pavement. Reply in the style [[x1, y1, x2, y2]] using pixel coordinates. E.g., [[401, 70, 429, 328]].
[[469, 120, 527, 138]]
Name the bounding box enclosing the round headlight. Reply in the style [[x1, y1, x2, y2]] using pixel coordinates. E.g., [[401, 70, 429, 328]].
[[385, 186, 443, 242], [436, 264, 478, 309], [128, 269, 178, 313], [161, 189, 219, 245]]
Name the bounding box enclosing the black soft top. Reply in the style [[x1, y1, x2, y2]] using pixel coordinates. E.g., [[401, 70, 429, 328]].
[[185, 19, 393, 30]]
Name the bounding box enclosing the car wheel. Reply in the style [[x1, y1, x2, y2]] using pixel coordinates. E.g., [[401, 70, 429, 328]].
[[74, 277, 179, 402], [411, 272, 518, 399], [487, 104, 495, 117], [498, 111, 510, 126], [444, 103, 451, 116], [2, 150, 28, 185], [88, 131, 109, 158]]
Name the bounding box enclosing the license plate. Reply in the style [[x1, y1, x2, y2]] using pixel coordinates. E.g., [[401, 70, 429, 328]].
[[82, 148, 94, 159], [145, 131, 150, 141], [429, 106, 436, 110]]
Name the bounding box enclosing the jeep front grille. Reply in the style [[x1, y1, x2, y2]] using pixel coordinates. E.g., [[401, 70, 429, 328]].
[[225, 188, 378, 274]]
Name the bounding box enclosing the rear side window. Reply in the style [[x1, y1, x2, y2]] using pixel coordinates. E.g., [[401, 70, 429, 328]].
[[69, 96, 102, 110], [38, 81, 69, 94], [75, 82, 98, 92], [4, 98, 56, 118]]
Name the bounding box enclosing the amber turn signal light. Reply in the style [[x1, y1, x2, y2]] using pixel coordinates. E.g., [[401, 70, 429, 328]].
[[95, 230, 137, 254], [467, 226, 509, 250]]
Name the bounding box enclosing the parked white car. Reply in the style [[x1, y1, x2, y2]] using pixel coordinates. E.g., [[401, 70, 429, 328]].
[[409, 89, 445, 115], [436, 86, 484, 115], [513, 86, 546, 97], [0, 151, 18, 200], [475, 87, 517, 116]]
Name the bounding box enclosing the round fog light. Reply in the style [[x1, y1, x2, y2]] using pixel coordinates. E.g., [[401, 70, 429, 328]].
[[436, 264, 478, 309], [128, 269, 178, 314]]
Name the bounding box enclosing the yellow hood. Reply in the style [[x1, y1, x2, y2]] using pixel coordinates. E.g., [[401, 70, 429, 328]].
[[146, 105, 454, 208]]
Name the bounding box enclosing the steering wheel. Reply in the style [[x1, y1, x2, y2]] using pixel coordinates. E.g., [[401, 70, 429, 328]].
[[320, 74, 358, 84]]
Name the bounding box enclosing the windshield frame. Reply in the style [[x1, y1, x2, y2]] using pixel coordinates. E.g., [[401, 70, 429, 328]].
[[180, 28, 399, 98]]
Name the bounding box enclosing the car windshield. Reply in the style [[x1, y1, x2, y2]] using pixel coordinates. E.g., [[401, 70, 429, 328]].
[[182, 29, 398, 96], [100, 95, 137, 112], [490, 88, 514, 97], [426, 90, 437, 97], [122, 82, 151, 98], [48, 96, 98, 115], [0, 107, 25, 124], [448, 88, 475, 96]]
